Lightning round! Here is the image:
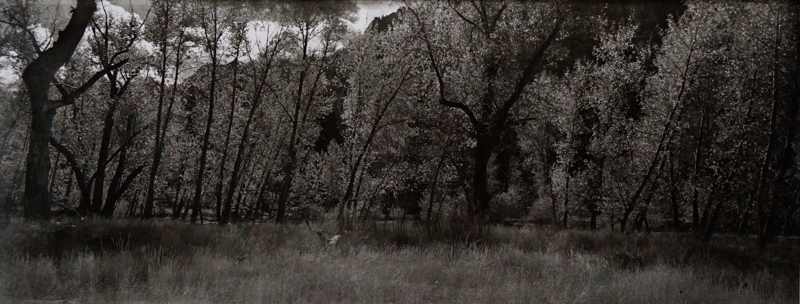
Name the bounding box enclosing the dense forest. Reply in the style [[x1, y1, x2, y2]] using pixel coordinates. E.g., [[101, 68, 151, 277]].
[[0, 0, 797, 247]]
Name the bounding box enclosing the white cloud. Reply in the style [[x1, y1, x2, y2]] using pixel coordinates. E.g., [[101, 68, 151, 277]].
[[348, 1, 401, 33], [0, 1, 401, 87], [0, 56, 18, 88]]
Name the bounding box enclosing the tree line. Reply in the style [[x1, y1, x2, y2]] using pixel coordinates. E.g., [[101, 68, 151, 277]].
[[0, 0, 797, 246]]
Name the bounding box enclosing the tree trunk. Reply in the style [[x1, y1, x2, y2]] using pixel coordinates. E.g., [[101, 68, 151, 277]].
[[224, 37, 282, 224], [102, 118, 127, 217], [622, 157, 666, 232], [625, 34, 695, 232], [222, 96, 257, 225], [191, 104, 214, 222], [472, 132, 493, 220], [758, 8, 792, 247], [255, 137, 285, 219], [197, 3, 224, 223], [145, 6, 185, 219], [737, 199, 751, 235], [206, 51, 225, 224], [181, 196, 190, 219], [276, 145, 296, 224], [406, 7, 562, 225], [668, 150, 682, 230], [92, 103, 116, 213], [589, 157, 605, 231], [702, 196, 722, 241], [691, 107, 708, 230], [21, 0, 98, 220], [143, 32, 168, 219], [49, 138, 91, 211], [633, 208, 646, 232], [549, 176, 557, 226], [216, 58, 238, 223], [562, 165, 571, 229], [191, 56, 218, 223], [427, 145, 448, 225], [102, 166, 143, 218], [172, 184, 183, 219], [105, 136, 127, 213], [64, 166, 73, 198], [276, 41, 309, 224], [126, 189, 140, 218], [48, 151, 60, 195]]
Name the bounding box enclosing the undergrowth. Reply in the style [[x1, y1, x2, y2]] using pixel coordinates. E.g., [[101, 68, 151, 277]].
[[0, 218, 796, 303]]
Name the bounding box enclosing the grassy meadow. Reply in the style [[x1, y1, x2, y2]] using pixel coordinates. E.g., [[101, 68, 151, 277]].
[[0, 218, 796, 303]]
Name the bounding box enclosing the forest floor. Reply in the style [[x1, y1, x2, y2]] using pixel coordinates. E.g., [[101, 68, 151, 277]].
[[0, 217, 796, 303]]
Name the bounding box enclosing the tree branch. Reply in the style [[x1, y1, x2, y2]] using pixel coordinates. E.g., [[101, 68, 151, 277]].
[[112, 165, 145, 202], [87, 127, 145, 185], [405, 2, 481, 129], [493, 16, 563, 136], [449, 1, 479, 29], [22, 0, 97, 82], [50, 137, 91, 209], [45, 58, 129, 111], [49, 137, 87, 189]]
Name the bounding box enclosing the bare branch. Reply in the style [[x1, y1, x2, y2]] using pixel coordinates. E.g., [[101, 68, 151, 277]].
[[45, 58, 129, 111], [493, 16, 563, 135], [405, 2, 481, 128], [449, 1, 479, 29]]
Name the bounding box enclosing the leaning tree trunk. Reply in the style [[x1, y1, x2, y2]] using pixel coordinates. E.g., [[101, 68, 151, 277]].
[[21, 0, 98, 220], [190, 81, 216, 223], [92, 102, 116, 213], [144, 8, 185, 219], [756, 9, 788, 247], [221, 35, 281, 224], [426, 142, 449, 226], [101, 114, 143, 217], [276, 41, 309, 224], [222, 94, 257, 225], [759, 7, 799, 248], [216, 58, 238, 223]]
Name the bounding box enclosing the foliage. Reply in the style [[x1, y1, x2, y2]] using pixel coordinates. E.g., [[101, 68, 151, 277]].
[[0, 1, 796, 244]]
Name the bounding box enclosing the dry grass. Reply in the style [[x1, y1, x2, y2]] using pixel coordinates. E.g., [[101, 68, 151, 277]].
[[0, 218, 796, 303]]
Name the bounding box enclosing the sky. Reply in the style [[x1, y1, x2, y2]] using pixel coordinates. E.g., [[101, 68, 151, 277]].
[[36, 0, 399, 33], [0, 0, 400, 87]]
